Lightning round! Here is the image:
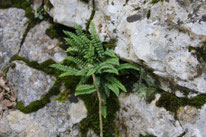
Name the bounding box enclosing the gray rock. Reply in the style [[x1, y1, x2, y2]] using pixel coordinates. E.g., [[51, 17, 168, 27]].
[[177, 105, 206, 137], [6, 61, 56, 106], [19, 21, 67, 63], [49, 0, 206, 94], [116, 93, 184, 137], [0, 93, 87, 137], [49, 0, 92, 28], [0, 8, 28, 70]]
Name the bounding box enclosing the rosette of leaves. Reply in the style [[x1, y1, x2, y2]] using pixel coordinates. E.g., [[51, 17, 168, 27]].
[[51, 22, 140, 137]]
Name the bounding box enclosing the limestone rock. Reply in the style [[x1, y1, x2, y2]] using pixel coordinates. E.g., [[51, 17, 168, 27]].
[[49, 0, 206, 94], [49, 0, 92, 28], [0, 98, 87, 137], [6, 61, 56, 106], [177, 105, 206, 137], [19, 21, 67, 63], [0, 8, 28, 70], [116, 93, 184, 137]]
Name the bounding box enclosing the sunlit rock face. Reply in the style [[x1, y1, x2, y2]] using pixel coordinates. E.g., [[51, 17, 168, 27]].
[[49, 0, 206, 95], [116, 93, 184, 137], [19, 21, 66, 63], [49, 0, 93, 28], [0, 8, 28, 70]]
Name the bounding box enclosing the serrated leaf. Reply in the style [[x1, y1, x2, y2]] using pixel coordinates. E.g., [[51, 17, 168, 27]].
[[105, 76, 127, 92], [105, 83, 119, 96], [104, 48, 117, 58]]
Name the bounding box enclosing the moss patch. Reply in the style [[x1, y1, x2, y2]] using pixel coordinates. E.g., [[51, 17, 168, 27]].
[[80, 0, 89, 3], [189, 42, 206, 63], [9, 55, 80, 113], [80, 93, 119, 137], [156, 92, 206, 118]]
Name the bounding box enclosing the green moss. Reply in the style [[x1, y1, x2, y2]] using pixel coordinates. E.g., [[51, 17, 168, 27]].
[[85, 0, 96, 32], [46, 25, 58, 39], [156, 92, 206, 118], [189, 42, 206, 62], [45, 0, 53, 12], [9, 54, 61, 76], [103, 39, 117, 50], [80, 0, 89, 3], [80, 94, 119, 137], [17, 80, 62, 113]]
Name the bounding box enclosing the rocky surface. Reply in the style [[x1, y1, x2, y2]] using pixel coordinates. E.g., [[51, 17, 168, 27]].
[[6, 61, 56, 106], [0, 98, 87, 137], [19, 21, 67, 63], [49, 0, 206, 94], [49, 0, 92, 28], [116, 93, 184, 137], [0, 8, 28, 70], [177, 105, 206, 137]]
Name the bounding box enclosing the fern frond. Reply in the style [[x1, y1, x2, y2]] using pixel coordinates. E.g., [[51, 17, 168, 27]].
[[101, 68, 119, 75], [75, 68, 88, 76], [103, 58, 119, 66], [86, 66, 98, 76], [117, 63, 140, 71], [74, 23, 86, 37], [89, 22, 105, 60], [78, 76, 90, 85], [105, 82, 119, 96], [65, 56, 87, 68], [76, 84, 95, 91], [97, 63, 118, 74], [104, 48, 117, 58], [64, 31, 84, 48], [66, 47, 79, 53], [105, 75, 127, 92], [75, 84, 96, 96], [50, 64, 78, 73]]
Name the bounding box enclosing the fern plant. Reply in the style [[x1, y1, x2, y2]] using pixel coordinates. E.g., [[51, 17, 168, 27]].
[[51, 22, 140, 137]]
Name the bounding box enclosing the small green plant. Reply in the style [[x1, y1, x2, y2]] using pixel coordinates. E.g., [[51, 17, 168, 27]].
[[132, 68, 156, 101], [148, 0, 164, 4], [33, 5, 44, 20], [51, 22, 140, 137]]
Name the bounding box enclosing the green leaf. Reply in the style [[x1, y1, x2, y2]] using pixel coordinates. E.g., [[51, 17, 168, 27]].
[[75, 84, 96, 96], [103, 58, 119, 65], [101, 68, 119, 75], [102, 105, 107, 118], [50, 64, 78, 73], [59, 72, 75, 77], [76, 84, 95, 91], [66, 56, 87, 68], [105, 83, 119, 96], [75, 88, 96, 96], [104, 48, 117, 58], [105, 76, 127, 92], [117, 63, 140, 71]]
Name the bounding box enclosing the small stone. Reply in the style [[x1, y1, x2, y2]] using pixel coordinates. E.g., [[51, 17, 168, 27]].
[[6, 61, 56, 106]]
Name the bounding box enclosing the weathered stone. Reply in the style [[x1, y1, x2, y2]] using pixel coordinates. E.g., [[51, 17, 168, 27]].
[[49, 0, 92, 28], [49, 0, 206, 94], [177, 105, 206, 137], [116, 93, 184, 137], [19, 21, 66, 63], [0, 8, 28, 70], [0, 96, 87, 137], [67, 99, 87, 124], [6, 61, 56, 106]]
